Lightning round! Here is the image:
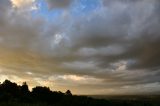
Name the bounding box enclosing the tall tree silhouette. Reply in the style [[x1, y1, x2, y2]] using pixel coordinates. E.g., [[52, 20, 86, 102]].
[[21, 82, 29, 94], [20, 82, 30, 102]]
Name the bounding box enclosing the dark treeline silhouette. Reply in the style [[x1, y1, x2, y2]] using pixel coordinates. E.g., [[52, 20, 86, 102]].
[[0, 80, 160, 106]]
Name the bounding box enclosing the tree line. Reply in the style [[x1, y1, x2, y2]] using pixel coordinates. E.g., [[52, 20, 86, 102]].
[[0, 80, 72, 102], [0, 79, 159, 106], [0, 79, 110, 106]]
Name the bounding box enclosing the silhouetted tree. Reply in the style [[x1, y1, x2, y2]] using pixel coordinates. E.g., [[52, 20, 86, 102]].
[[32, 86, 51, 94], [65, 90, 72, 96], [20, 82, 31, 102], [32, 86, 52, 102], [0, 80, 20, 101], [21, 82, 29, 93]]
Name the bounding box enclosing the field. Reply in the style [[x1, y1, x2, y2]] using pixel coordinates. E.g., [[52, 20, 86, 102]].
[[89, 95, 160, 106], [0, 95, 159, 106]]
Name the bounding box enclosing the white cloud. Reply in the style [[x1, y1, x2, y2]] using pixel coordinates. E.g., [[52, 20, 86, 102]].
[[11, 0, 37, 10], [49, 74, 103, 85]]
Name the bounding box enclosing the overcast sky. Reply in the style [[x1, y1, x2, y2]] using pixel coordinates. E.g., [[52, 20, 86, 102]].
[[0, 0, 160, 95]]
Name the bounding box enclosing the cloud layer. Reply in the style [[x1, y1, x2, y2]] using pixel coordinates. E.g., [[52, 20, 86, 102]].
[[0, 0, 160, 94]]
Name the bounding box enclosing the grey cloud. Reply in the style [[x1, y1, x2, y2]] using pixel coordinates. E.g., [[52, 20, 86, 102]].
[[66, 0, 160, 71], [54, 0, 160, 92], [0, 0, 12, 25], [45, 0, 74, 9]]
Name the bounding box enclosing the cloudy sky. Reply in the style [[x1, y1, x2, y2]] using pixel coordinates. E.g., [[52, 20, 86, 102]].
[[0, 0, 160, 95]]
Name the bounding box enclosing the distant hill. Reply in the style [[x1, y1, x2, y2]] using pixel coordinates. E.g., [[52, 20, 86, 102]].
[[89, 95, 160, 100]]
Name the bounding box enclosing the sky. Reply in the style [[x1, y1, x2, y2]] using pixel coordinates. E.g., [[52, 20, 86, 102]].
[[0, 0, 160, 95]]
